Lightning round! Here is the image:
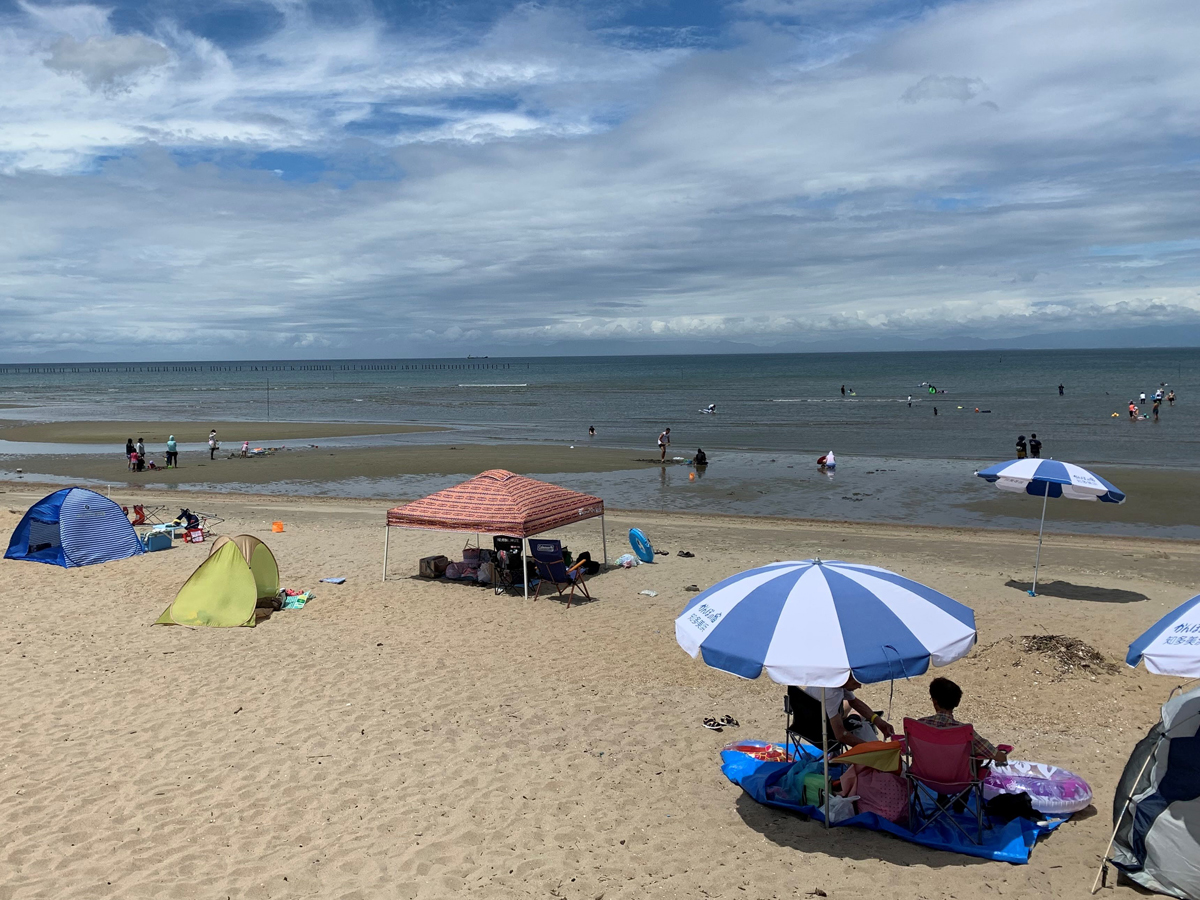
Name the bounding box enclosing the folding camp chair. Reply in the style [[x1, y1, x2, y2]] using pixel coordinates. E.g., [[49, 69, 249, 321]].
[[903, 717, 988, 844], [784, 686, 845, 762], [492, 536, 527, 596], [529, 538, 590, 608]]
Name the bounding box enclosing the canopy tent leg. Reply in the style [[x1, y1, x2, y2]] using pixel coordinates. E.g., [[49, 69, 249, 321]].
[[1030, 489, 1049, 596], [600, 513, 608, 567], [821, 687, 830, 829], [523, 537, 530, 600], [382, 526, 390, 583]]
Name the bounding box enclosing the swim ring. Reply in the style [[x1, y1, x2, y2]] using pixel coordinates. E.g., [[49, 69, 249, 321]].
[[982, 760, 1093, 815], [629, 528, 655, 563]]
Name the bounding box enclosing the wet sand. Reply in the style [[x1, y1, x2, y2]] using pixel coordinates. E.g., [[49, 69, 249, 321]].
[[0, 486, 1193, 899], [1, 444, 647, 485], [959, 465, 1200, 528], [0, 420, 446, 444]]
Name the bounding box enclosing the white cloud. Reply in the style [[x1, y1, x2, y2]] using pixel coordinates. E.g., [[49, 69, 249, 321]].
[[0, 0, 1199, 358], [45, 34, 171, 90]]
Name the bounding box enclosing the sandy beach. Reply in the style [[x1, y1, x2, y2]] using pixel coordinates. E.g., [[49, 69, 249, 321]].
[[1, 481, 1193, 899]]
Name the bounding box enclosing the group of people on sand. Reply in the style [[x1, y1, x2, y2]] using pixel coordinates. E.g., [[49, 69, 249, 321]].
[[122, 428, 227, 471], [806, 673, 1008, 764]]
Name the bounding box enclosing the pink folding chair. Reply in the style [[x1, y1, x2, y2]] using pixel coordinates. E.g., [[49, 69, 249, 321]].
[[903, 717, 987, 843]]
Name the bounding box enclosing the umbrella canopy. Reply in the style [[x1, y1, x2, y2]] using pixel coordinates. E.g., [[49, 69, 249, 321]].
[[975, 459, 1125, 596], [675, 559, 977, 687], [1126, 593, 1200, 677], [975, 459, 1126, 502]]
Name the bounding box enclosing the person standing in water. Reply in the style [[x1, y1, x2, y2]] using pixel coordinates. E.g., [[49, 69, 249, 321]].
[[1015, 435, 1027, 459], [1058, 383, 1065, 396], [933, 407, 938, 416], [841, 385, 845, 396], [165, 435, 178, 468], [1168, 389, 1176, 406], [658, 427, 671, 462], [588, 425, 595, 437], [1153, 397, 1161, 421], [1029, 434, 1042, 458]]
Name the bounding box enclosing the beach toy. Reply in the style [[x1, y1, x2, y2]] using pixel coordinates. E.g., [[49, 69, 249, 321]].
[[983, 760, 1093, 815], [629, 528, 654, 563], [272, 521, 285, 533], [722, 740, 790, 763]]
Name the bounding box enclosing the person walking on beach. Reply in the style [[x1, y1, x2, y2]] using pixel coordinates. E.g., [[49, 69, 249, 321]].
[[165, 435, 178, 468], [135, 437, 146, 472], [658, 427, 671, 462], [125, 438, 135, 470], [1015, 435, 1027, 459], [1029, 434, 1042, 458], [208, 429, 218, 460]]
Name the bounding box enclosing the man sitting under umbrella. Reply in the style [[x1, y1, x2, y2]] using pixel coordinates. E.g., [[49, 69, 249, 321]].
[[805, 674, 896, 746]]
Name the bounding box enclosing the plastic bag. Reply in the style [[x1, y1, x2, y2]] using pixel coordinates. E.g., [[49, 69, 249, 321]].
[[616, 553, 640, 568], [827, 794, 859, 824]]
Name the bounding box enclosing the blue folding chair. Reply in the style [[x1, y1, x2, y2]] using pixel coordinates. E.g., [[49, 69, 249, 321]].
[[529, 539, 591, 608]]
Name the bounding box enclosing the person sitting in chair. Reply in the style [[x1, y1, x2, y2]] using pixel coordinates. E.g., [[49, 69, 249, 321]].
[[804, 674, 895, 747], [918, 677, 1008, 765]]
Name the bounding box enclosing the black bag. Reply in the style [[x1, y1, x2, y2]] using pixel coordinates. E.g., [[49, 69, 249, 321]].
[[985, 791, 1037, 823]]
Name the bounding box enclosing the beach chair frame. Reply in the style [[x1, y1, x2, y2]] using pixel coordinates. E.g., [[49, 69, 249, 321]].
[[903, 717, 988, 844], [529, 539, 591, 609], [784, 686, 845, 763]]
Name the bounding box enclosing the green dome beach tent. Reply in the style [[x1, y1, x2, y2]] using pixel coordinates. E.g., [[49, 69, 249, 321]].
[[156, 534, 279, 628]]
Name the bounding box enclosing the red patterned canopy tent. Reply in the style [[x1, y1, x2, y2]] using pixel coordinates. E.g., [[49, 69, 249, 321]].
[[382, 469, 606, 594]]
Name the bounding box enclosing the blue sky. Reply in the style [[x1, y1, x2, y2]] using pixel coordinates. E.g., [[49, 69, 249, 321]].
[[1, 0, 1198, 359]]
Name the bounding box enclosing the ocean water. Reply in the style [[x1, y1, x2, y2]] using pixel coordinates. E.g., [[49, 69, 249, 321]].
[[0, 348, 1196, 465]]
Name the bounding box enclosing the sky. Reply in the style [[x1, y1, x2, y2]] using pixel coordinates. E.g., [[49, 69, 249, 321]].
[[1, 0, 1199, 360]]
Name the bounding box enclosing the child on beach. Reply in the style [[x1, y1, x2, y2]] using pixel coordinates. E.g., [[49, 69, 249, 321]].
[[658, 428, 671, 461]]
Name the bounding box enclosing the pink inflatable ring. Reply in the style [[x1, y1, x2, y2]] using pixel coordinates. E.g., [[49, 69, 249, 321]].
[[983, 760, 1093, 815]]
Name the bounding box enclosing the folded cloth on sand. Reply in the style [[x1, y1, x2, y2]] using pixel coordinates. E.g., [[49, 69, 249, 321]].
[[281, 591, 312, 610], [320, 577, 346, 584]]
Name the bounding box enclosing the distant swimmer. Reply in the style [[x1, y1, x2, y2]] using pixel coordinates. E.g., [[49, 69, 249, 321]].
[[701, 403, 716, 414], [658, 427, 671, 462]]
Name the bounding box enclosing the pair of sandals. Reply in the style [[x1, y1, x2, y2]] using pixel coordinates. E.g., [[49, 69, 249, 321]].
[[702, 715, 740, 732]]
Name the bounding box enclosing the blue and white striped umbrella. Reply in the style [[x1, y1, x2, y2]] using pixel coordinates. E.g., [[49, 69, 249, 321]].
[[675, 559, 977, 687], [975, 459, 1125, 596], [1127, 594, 1200, 678], [975, 458, 1126, 503]]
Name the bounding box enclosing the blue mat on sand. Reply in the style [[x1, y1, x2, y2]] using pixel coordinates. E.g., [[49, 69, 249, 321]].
[[722, 746, 1066, 864]]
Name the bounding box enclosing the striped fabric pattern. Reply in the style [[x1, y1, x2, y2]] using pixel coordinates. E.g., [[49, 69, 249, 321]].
[[975, 458, 1125, 502], [675, 559, 976, 687], [59, 489, 145, 567], [387, 469, 604, 537]]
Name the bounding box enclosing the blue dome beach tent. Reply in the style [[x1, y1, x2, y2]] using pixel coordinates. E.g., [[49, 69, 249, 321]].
[[5, 487, 144, 567], [1090, 596, 1200, 897], [676, 559, 977, 828], [976, 459, 1125, 597]]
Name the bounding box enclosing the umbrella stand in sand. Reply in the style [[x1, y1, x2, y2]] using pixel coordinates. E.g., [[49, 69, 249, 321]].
[[1091, 593, 1200, 893], [675, 559, 977, 828], [975, 459, 1125, 597]]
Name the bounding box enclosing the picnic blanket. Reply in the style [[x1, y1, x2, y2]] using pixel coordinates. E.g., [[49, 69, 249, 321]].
[[722, 743, 1067, 864]]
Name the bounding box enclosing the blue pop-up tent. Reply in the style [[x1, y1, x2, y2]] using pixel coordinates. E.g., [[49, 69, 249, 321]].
[[5, 487, 144, 567]]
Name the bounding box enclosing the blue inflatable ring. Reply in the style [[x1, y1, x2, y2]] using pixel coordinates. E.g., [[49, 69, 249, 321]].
[[629, 528, 655, 563]]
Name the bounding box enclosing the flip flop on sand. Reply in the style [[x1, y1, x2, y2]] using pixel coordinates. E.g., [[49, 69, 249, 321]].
[[720, 715, 740, 728], [702, 717, 724, 731]]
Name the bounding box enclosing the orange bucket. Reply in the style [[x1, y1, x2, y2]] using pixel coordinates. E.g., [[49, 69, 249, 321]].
[[272, 521, 285, 533]]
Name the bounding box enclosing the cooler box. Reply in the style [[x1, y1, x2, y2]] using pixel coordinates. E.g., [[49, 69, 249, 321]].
[[419, 555, 450, 578], [142, 531, 172, 552]]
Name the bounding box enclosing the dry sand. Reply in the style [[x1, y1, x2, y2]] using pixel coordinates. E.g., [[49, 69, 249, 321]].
[[0, 444, 647, 486], [1, 484, 1195, 899]]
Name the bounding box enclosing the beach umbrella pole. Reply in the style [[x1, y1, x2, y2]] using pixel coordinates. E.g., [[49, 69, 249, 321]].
[[1030, 489, 1049, 596], [822, 688, 830, 829]]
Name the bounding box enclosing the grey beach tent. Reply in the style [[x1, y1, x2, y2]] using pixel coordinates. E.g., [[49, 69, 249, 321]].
[[1105, 684, 1200, 899]]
